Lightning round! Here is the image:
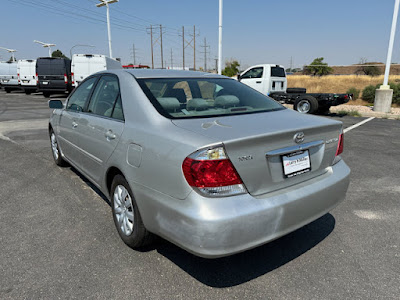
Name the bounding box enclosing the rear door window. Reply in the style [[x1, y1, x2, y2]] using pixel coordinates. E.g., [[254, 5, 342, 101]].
[[66, 77, 97, 112], [86, 75, 121, 119]]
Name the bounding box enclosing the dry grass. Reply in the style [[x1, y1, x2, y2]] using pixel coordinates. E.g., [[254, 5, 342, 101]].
[[287, 75, 400, 97]]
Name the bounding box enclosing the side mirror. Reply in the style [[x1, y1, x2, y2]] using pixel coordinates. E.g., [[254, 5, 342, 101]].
[[48, 100, 64, 109]]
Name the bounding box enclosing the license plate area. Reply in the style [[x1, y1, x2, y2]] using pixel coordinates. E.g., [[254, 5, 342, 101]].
[[282, 150, 311, 178], [42, 81, 49, 85]]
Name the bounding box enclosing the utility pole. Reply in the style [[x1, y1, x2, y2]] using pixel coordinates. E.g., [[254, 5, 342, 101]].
[[180, 26, 198, 70], [193, 25, 196, 70], [215, 58, 218, 73], [218, 0, 223, 74], [150, 26, 154, 68], [147, 24, 164, 69], [131, 43, 137, 65], [170, 48, 173, 69], [96, 0, 118, 58], [182, 26, 185, 69], [200, 38, 210, 71], [160, 24, 164, 69]]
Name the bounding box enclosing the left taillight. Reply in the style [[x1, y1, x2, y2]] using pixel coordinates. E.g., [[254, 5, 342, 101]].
[[182, 146, 246, 197], [64, 73, 68, 84], [336, 133, 344, 156]]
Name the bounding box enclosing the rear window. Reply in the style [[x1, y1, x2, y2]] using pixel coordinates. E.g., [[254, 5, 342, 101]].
[[271, 67, 286, 78], [136, 77, 284, 119], [37, 59, 68, 75]]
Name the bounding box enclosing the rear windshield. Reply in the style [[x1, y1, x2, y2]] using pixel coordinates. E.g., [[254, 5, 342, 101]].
[[271, 67, 286, 77], [37, 59, 69, 75], [136, 77, 284, 119]]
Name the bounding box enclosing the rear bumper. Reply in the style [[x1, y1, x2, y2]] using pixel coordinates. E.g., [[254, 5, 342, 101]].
[[135, 159, 350, 258]]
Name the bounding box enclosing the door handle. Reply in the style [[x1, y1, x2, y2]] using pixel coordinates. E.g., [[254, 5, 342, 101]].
[[256, 81, 262, 84], [105, 130, 116, 140], [72, 121, 78, 128]]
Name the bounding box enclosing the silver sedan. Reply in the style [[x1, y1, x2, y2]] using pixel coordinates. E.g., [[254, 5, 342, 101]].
[[48, 69, 350, 258]]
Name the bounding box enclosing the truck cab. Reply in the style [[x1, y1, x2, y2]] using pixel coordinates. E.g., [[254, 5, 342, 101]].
[[238, 64, 287, 95]]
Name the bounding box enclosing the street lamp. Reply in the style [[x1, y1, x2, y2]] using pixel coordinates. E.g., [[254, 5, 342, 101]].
[[34, 40, 56, 57], [96, 0, 118, 58], [218, 0, 223, 75], [374, 0, 400, 113], [0, 47, 17, 62], [70, 44, 95, 59]]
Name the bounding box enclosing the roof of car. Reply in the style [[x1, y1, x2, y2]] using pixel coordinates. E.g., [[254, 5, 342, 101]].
[[123, 69, 228, 79]]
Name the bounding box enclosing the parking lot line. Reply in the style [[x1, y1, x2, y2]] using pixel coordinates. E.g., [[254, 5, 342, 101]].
[[344, 117, 375, 133]]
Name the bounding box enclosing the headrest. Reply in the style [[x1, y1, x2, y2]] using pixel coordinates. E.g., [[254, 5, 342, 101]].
[[215, 95, 240, 108], [157, 97, 181, 112], [186, 98, 208, 111]]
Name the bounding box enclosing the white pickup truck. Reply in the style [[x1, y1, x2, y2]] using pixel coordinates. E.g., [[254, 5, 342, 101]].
[[238, 64, 351, 114]]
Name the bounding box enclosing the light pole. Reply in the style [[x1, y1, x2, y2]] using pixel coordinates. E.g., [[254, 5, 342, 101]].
[[374, 0, 400, 113], [96, 0, 118, 58], [218, 0, 223, 75], [70, 44, 95, 59], [0, 47, 17, 62], [34, 40, 56, 57]]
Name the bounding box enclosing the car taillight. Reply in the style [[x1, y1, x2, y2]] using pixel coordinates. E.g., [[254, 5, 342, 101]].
[[36, 73, 39, 84], [17, 73, 20, 83], [64, 73, 68, 84], [336, 133, 344, 156], [182, 146, 246, 197], [71, 72, 75, 85]]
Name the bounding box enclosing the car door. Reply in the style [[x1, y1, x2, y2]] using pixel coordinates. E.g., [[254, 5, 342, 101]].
[[74, 74, 124, 183], [240, 67, 264, 93], [57, 76, 98, 165]]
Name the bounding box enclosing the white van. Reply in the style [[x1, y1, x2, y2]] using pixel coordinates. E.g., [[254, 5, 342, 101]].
[[0, 61, 19, 93], [238, 64, 287, 95], [71, 54, 122, 87], [17, 60, 37, 94]]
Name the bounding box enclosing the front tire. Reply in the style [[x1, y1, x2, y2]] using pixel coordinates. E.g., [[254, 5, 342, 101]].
[[49, 129, 68, 167], [43, 92, 51, 98], [294, 96, 318, 114], [111, 175, 153, 249]]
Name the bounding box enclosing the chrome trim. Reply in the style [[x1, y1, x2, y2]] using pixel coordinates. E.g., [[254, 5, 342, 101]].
[[266, 140, 324, 157]]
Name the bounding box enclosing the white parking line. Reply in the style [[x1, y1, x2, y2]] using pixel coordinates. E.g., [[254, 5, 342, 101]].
[[344, 117, 375, 133]]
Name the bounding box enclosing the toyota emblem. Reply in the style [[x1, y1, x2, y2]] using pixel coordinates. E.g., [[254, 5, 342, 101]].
[[294, 132, 305, 144]]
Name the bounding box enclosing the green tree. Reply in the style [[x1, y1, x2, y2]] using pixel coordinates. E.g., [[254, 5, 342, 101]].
[[51, 49, 67, 59], [303, 57, 333, 76], [222, 60, 240, 77]]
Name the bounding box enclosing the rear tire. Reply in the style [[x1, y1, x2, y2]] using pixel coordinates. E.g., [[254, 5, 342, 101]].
[[294, 96, 318, 114], [49, 129, 68, 167], [43, 92, 50, 98], [5, 88, 11, 93], [111, 175, 153, 249], [317, 105, 331, 115], [25, 91, 32, 95]]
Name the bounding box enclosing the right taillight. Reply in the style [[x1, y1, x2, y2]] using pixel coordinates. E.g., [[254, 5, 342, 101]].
[[182, 146, 246, 197], [71, 72, 75, 85], [336, 133, 344, 156]]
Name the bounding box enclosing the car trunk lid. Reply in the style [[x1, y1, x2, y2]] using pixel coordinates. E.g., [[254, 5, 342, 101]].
[[172, 109, 342, 196]]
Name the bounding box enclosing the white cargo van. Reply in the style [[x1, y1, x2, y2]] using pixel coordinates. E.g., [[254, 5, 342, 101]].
[[17, 60, 37, 94], [71, 54, 122, 87], [0, 61, 19, 93], [238, 64, 287, 95]]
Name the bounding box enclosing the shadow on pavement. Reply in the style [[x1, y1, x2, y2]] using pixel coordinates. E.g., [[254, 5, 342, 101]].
[[156, 213, 336, 287]]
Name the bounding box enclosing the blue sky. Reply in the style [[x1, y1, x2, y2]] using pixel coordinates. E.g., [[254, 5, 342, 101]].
[[1, 0, 399, 70]]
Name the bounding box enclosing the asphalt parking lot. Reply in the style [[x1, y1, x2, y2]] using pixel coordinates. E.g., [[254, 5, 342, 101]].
[[0, 90, 399, 299]]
